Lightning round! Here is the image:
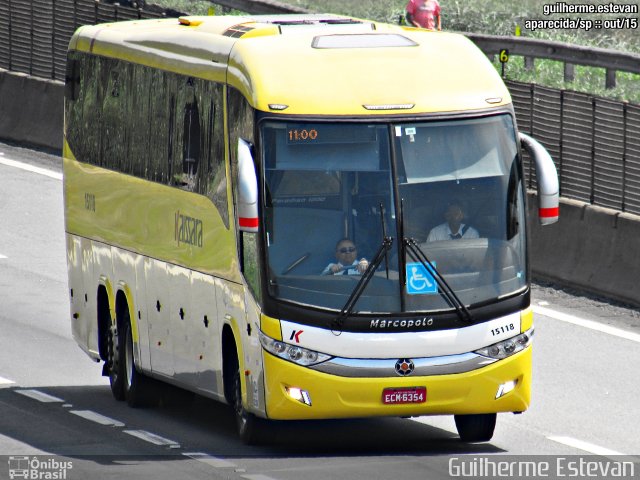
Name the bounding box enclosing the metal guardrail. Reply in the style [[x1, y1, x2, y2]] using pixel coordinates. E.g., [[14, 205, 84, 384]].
[[467, 33, 640, 89], [1, 0, 640, 215]]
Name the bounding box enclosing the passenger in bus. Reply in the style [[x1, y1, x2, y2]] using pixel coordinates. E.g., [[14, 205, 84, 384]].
[[321, 239, 370, 275], [427, 201, 479, 242]]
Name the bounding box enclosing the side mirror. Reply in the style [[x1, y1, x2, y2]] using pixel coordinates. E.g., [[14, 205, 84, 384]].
[[519, 132, 559, 225], [237, 139, 259, 233]]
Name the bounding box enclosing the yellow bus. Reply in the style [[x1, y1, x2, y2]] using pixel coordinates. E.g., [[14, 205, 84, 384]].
[[63, 13, 559, 444]]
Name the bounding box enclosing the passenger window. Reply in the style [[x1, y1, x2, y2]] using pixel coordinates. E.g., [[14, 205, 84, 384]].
[[174, 78, 202, 191], [242, 232, 262, 303], [182, 96, 201, 187]]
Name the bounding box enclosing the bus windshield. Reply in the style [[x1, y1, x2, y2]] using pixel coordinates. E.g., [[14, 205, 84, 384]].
[[260, 114, 526, 314]]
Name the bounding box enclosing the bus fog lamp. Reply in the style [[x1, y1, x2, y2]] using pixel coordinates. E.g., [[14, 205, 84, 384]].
[[285, 386, 312, 406], [475, 327, 534, 360], [496, 380, 517, 399]]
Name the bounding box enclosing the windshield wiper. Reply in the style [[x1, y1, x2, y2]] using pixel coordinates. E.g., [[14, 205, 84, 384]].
[[404, 237, 475, 324], [379, 203, 390, 279], [331, 237, 394, 333]]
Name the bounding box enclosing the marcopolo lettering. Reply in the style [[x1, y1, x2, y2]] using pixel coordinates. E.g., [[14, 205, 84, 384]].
[[369, 317, 434, 329], [175, 211, 203, 247]]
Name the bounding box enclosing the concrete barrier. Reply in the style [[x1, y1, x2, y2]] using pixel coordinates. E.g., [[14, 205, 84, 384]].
[[0, 69, 63, 152], [528, 193, 640, 306]]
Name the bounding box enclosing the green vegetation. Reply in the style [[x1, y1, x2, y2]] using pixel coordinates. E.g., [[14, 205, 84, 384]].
[[149, 0, 640, 103], [287, 0, 640, 52]]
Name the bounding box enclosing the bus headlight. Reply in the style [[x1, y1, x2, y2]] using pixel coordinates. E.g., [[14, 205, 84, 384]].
[[475, 327, 534, 360], [259, 331, 332, 366]]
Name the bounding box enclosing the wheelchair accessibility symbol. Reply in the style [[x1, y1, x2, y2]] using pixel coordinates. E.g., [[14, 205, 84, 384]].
[[406, 262, 438, 295]]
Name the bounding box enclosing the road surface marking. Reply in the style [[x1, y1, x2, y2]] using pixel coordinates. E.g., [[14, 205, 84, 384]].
[[70, 410, 125, 427], [15, 389, 64, 403], [533, 305, 640, 344], [0, 157, 62, 180], [124, 430, 180, 448], [241, 475, 281, 480], [0, 254, 7, 259], [183, 452, 238, 468], [548, 436, 627, 456], [0, 376, 15, 385]]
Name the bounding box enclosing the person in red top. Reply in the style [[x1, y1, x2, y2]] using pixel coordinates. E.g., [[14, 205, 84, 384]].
[[405, 0, 442, 30]]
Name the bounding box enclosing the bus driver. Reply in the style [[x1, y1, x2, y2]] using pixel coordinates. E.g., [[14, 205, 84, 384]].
[[321, 239, 369, 275]]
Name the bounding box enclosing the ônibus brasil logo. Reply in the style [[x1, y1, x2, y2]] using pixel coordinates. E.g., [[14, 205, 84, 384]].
[[7, 456, 73, 480]]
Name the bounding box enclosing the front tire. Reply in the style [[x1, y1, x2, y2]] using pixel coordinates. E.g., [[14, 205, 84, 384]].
[[454, 413, 497, 442], [233, 360, 262, 445]]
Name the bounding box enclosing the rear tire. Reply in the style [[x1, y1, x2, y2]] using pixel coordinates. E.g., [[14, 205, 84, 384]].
[[108, 321, 126, 401], [122, 311, 155, 407], [454, 413, 497, 442]]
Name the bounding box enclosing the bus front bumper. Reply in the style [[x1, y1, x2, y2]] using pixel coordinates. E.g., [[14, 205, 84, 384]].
[[262, 347, 531, 420]]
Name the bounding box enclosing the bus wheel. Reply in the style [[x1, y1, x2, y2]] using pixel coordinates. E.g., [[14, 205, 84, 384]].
[[454, 413, 497, 442], [107, 321, 126, 401], [122, 309, 154, 407], [233, 361, 261, 445]]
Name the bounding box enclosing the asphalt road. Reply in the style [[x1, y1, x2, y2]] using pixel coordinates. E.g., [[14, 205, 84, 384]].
[[1, 141, 639, 480]]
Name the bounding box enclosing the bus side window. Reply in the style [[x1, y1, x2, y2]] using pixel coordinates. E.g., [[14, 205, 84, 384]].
[[228, 88, 260, 296], [242, 232, 262, 303], [102, 62, 130, 172], [181, 96, 201, 189], [227, 87, 255, 204], [169, 77, 202, 191], [64, 53, 84, 158], [65, 56, 81, 102], [204, 83, 229, 228], [81, 56, 104, 166]]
